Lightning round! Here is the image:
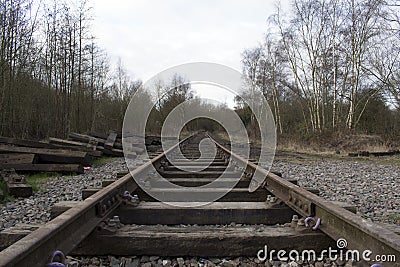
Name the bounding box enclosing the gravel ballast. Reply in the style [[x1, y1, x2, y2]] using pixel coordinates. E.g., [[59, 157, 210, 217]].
[[0, 154, 399, 266], [0, 158, 128, 231], [2, 155, 397, 229], [272, 158, 400, 225]]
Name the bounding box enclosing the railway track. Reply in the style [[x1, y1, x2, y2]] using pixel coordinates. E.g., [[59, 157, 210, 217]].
[[0, 132, 399, 266]]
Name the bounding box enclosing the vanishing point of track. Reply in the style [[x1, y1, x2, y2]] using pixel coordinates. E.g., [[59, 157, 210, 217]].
[[0, 132, 399, 266]]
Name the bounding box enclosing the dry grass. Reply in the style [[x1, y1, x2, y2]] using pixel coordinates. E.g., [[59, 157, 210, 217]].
[[208, 131, 400, 165], [354, 143, 392, 153], [350, 154, 400, 166]]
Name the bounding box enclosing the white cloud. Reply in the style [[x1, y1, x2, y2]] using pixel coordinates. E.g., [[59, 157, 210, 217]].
[[90, 0, 290, 103], [92, 1, 285, 71]]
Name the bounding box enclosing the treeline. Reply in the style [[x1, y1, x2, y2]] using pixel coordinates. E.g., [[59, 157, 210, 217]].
[[0, 0, 141, 139], [144, 75, 225, 135], [3, 0, 400, 142], [239, 0, 400, 139]]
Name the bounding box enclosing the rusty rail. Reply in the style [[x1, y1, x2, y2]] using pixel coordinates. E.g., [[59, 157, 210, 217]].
[[0, 135, 194, 267], [1, 132, 399, 266], [209, 134, 400, 262]]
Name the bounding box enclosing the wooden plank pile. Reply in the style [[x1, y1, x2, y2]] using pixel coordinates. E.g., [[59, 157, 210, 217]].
[[0, 137, 88, 174], [0, 131, 123, 174], [67, 131, 124, 157], [0, 131, 161, 174]]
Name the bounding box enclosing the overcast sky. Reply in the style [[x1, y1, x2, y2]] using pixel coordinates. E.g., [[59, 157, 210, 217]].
[[91, 0, 290, 107]]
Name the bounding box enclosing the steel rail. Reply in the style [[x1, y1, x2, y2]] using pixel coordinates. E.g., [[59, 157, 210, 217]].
[[0, 134, 194, 267], [209, 134, 400, 263]]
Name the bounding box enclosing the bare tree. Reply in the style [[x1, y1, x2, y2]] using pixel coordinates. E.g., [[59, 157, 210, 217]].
[[0, 0, 38, 136], [241, 46, 263, 134], [342, 0, 385, 129], [273, 0, 336, 132]]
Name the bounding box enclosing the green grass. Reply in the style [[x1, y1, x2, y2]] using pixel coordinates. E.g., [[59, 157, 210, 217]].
[[92, 156, 116, 166], [387, 214, 400, 222], [25, 172, 60, 192]]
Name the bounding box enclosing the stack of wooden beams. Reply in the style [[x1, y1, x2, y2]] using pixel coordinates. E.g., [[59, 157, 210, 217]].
[[67, 131, 160, 157], [67, 131, 123, 157], [0, 131, 162, 174], [0, 137, 93, 174]]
